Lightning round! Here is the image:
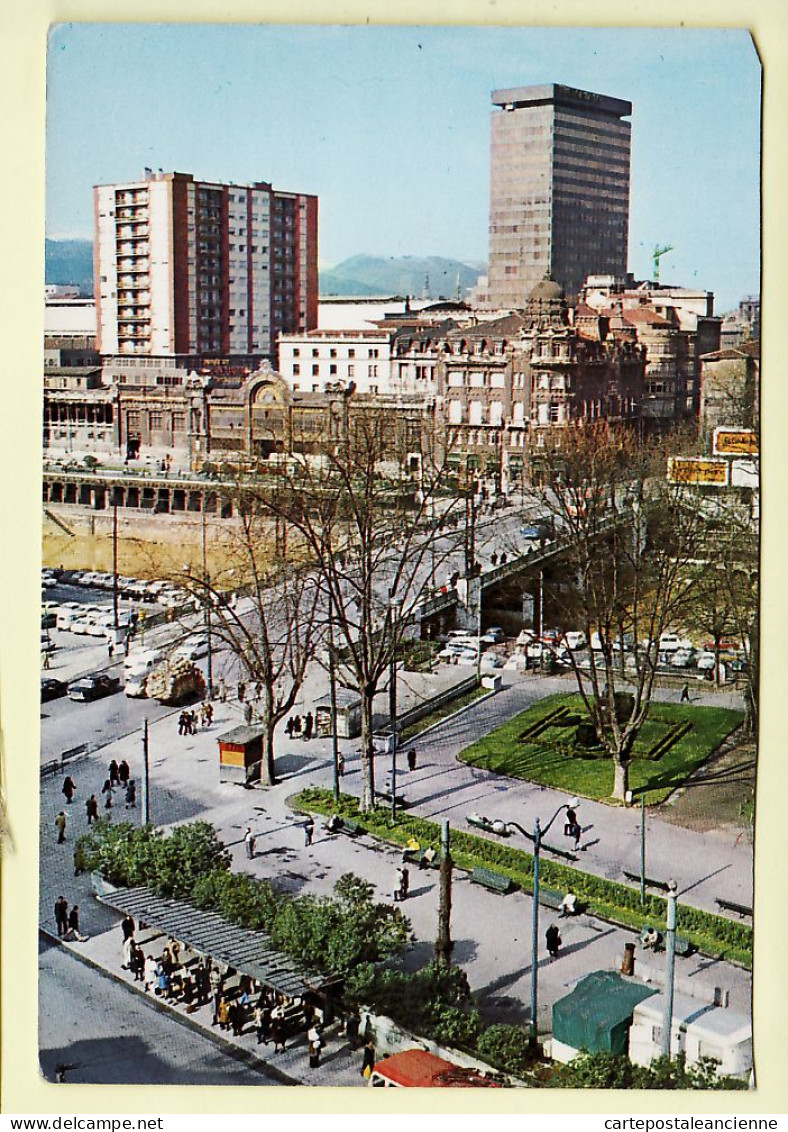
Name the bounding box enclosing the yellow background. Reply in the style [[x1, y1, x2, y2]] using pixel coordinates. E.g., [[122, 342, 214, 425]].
[[1, 0, 786, 1117]]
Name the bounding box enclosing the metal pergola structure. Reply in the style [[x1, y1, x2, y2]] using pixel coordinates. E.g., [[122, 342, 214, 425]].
[[99, 885, 331, 1000]]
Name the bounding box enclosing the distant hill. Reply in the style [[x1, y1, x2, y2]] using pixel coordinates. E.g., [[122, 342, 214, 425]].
[[45, 239, 94, 296], [319, 255, 485, 299]]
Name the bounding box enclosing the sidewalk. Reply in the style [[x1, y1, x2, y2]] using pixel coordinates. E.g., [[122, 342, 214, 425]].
[[40, 683, 753, 1075]]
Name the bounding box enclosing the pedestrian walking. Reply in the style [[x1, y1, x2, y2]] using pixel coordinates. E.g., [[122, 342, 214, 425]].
[[118, 759, 130, 787], [254, 1001, 271, 1045], [85, 794, 99, 824], [254, 681, 263, 703], [144, 954, 158, 993], [121, 914, 136, 942], [219, 678, 227, 703], [303, 816, 315, 847], [546, 923, 562, 959], [307, 1025, 322, 1068], [407, 748, 417, 772], [55, 810, 67, 844], [303, 711, 314, 741], [218, 996, 230, 1031], [43, 650, 52, 669], [204, 702, 213, 726], [564, 807, 577, 836], [125, 780, 136, 808], [394, 866, 405, 902], [64, 905, 88, 942], [338, 753, 346, 777], [107, 640, 114, 660], [101, 778, 113, 810], [244, 702, 253, 725], [345, 1011, 361, 1049], [122, 933, 135, 970], [570, 820, 582, 852], [237, 682, 246, 703], [244, 827, 256, 859], [130, 943, 145, 982], [62, 775, 76, 804], [400, 865, 410, 900], [108, 760, 120, 788], [680, 683, 690, 703], [54, 896, 69, 937], [360, 1039, 376, 1079], [285, 716, 294, 739], [270, 1019, 286, 1053], [178, 711, 186, 736]]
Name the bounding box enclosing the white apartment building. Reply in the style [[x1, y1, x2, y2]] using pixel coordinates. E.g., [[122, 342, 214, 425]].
[[278, 330, 395, 395]]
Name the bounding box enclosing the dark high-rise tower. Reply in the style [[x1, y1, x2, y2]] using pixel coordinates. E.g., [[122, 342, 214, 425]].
[[487, 84, 632, 307]]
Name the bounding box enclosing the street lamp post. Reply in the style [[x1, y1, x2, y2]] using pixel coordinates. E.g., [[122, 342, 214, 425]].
[[506, 795, 580, 1048], [201, 503, 214, 699], [389, 593, 403, 821], [661, 880, 678, 1059]]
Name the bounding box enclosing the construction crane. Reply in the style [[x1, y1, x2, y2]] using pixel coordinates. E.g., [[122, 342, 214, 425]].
[[652, 244, 675, 283]]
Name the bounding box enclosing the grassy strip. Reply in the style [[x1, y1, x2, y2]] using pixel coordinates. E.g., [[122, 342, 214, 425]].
[[399, 684, 490, 743], [295, 787, 752, 969], [458, 694, 743, 805]]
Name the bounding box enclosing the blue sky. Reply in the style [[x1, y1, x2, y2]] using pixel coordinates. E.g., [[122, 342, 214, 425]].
[[46, 24, 760, 312]]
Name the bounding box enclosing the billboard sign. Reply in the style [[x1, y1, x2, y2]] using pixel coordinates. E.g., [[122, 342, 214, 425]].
[[668, 457, 730, 486], [730, 459, 759, 489], [713, 428, 759, 457]]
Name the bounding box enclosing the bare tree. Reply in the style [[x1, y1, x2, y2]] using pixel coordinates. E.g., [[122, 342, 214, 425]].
[[182, 493, 321, 785], [533, 422, 707, 800], [264, 406, 461, 810]]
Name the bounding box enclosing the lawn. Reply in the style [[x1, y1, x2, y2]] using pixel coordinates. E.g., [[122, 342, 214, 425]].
[[458, 693, 743, 804]]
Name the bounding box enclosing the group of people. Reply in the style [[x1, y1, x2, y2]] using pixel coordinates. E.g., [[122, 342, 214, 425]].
[[56, 759, 138, 844], [393, 863, 410, 902], [285, 712, 314, 741], [53, 895, 88, 942], [178, 702, 213, 736]]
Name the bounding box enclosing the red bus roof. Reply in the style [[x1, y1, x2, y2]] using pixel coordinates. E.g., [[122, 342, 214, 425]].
[[372, 1049, 502, 1088]]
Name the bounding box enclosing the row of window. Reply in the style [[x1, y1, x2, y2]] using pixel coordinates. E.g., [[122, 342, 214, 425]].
[[291, 346, 380, 359]]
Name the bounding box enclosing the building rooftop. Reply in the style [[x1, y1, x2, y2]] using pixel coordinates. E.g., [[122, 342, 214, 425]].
[[492, 83, 631, 119]]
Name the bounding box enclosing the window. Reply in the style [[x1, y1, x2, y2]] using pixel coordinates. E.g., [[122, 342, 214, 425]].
[[330, 364, 337, 375], [149, 412, 165, 430], [469, 401, 483, 426], [330, 348, 337, 358], [348, 348, 356, 359], [312, 348, 319, 358], [369, 348, 379, 358], [293, 348, 300, 357], [293, 364, 300, 376], [348, 365, 354, 378], [368, 364, 378, 378], [312, 364, 319, 376], [449, 400, 463, 424]]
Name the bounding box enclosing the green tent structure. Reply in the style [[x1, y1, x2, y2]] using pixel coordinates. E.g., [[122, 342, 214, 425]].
[[551, 971, 658, 1064]]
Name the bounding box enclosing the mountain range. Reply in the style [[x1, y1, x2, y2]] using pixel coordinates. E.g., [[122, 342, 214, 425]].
[[44, 240, 486, 302]]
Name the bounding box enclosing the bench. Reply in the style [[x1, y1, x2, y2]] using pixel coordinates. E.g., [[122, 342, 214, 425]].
[[715, 897, 753, 918], [641, 930, 694, 958], [466, 814, 510, 837], [542, 842, 578, 863], [339, 819, 364, 838], [404, 847, 439, 869], [470, 867, 514, 895], [623, 869, 671, 892]]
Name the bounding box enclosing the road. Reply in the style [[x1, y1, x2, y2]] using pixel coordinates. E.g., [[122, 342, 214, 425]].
[[39, 939, 282, 1085]]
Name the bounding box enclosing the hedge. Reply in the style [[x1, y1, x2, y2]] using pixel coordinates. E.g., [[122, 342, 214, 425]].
[[294, 788, 753, 968]]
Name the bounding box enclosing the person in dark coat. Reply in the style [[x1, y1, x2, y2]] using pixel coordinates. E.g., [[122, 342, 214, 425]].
[[270, 1018, 286, 1053], [304, 816, 315, 847], [108, 760, 120, 787], [85, 794, 99, 824], [65, 905, 88, 942], [62, 776, 76, 804], [55, 811, 67, 844], [303, 711, 314, 741], [407, 748, 417, 772], [54, 896, 69, 937], [118, 760, 130, 787], [361, 1039, 376, 1078], [125, 780, 137, 808], [101, 779, 113, 809], [546, 924, 562, 959], [121, 914, 136, 941]]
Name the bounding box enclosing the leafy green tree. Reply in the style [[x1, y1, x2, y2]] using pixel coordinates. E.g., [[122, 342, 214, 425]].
[[556, 1051, 747, 1090], [477, 1025, 535, 1075]]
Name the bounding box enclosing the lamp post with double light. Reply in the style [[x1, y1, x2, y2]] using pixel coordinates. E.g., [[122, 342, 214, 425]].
[[505, 795, 580, 1048], [388, 592, 403, 821]]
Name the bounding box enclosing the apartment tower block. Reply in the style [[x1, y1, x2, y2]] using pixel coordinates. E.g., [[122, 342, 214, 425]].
[[488, 84, 632, 307], [94, 171, 318, 359]]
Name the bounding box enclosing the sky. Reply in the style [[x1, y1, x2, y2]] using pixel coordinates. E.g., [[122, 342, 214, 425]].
[[45, 24, 761, 313]]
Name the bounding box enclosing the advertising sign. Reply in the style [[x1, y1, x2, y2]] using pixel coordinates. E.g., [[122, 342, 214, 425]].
[[713, 428, 759, 456], [668, 457, 729, 486]]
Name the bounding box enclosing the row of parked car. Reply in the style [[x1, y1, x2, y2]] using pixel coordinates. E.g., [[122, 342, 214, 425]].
[[42, 566, 190, 610], [41, 673, 122, 704]]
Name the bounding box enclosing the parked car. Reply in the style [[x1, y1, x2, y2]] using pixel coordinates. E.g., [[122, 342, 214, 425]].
[[68, 673, 122, 702], [516, 629, 537, 648], [481, 626, 505, 645], [41, 678, 67, 702], [670, 648, 696, 668], [695, 651, 717, 672], [171, 636, 209, 663], [563, 630, 587, 651], [40, 633, 57, 653]]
